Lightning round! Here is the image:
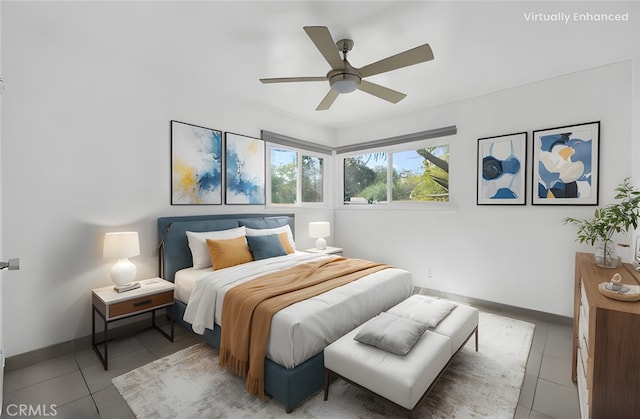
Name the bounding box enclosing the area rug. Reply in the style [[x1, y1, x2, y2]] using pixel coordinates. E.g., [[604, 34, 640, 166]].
[[113, 311, 534, 418]]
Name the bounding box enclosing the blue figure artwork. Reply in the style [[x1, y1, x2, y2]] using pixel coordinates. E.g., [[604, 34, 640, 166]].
[[481, 140, 522, 200], [537, 131, 592, 199]]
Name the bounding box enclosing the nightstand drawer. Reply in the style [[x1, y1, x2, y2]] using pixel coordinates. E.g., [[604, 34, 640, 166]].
[[108, 290, 174, 319]]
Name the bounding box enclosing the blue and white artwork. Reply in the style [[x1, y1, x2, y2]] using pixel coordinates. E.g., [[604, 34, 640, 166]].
[[225, 133, 265, 204], [533, 121, 599, 205], [171, 120, 222, 205], [477, 132, 527, 205]]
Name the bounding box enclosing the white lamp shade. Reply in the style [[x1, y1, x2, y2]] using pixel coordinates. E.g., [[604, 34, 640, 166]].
[[309, 222, 330, 239], [103, 232, 140, 259], [309, 221, 330, 250]]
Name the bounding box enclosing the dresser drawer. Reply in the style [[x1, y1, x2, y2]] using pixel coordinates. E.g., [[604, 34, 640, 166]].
[[577, 349, 589, 419], [578, 334, 589, 382], [578, 304, 589, 353], [580, 279, 590, 319], [108, 290, 174, 319]]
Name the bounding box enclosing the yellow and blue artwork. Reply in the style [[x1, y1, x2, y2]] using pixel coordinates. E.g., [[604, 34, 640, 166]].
[[225, 132, 265, 204], [477, 132, 527, 205], [171, 120, 222, 205], [532, 121, 599, 205]]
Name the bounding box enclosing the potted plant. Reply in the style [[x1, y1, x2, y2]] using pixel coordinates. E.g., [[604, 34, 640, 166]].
[[564, 178, 640, 268]]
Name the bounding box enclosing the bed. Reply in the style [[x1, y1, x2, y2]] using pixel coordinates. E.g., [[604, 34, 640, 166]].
[[157, 213, 412, 412]]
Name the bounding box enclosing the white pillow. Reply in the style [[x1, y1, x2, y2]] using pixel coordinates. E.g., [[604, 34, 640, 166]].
[[387, 295, 456, 327], [186, 226, 246, 269], [245, 225, 295, 252]]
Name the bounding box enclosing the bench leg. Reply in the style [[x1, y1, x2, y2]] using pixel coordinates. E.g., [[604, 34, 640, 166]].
[[323, 369, 330, 401], [475, 326, 479, 352]]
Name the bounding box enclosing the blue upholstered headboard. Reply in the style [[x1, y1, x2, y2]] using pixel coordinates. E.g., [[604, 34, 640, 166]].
[[157, 213, 295, 282]]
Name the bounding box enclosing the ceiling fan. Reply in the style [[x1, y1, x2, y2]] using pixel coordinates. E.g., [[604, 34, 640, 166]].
[[259, 26, 434, 111]]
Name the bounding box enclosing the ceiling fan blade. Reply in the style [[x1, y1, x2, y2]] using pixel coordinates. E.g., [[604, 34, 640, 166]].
[[357, 80, 406, 104], [303, 26, 344, 70], [260, 76, 326, 84], [359, 43, 434, 78], [316, 89, 340, 111]]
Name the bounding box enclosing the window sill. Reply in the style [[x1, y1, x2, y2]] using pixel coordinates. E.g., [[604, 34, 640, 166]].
[[336, 201, 458, 213]]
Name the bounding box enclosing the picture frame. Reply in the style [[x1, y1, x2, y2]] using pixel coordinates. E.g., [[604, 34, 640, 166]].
[[170, 120, 223, 205], [477, 132, 527, 205], [225, 132, 265, 205], [532, 121, 600, 205]]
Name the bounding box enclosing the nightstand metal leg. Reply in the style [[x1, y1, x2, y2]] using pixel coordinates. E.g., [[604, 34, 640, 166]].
[[152, 308, 174, 342], [92, 306, 109, 370]]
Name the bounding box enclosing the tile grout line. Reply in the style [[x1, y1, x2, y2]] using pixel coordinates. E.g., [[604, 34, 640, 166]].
[[72, 340, 100, 415]]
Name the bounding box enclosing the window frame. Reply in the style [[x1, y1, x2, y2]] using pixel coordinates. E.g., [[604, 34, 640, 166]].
[[266, 143, 332, 208], [337, 136, 456, 211]]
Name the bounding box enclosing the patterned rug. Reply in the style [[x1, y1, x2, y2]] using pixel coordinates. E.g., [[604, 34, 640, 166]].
[[113, 312, 534, 418]]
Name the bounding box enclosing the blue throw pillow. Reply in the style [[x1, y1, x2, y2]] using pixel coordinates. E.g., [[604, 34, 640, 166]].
[[246, 234, 288, 260]]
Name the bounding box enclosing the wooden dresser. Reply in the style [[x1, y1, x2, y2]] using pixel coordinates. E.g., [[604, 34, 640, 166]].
[[572, 252, 640, 418]]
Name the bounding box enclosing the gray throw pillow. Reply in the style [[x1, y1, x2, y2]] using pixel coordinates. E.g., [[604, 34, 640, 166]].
[[353, 312, 427, 355]]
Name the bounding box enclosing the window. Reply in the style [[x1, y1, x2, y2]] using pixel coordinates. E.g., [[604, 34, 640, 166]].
[[392, 145, 449, 202], [269, 146, 327, 205], [270, 148, 297, 204], [343, 142, 450, 205], [344, 152, 388, 204], [302, 155, 324, 202]]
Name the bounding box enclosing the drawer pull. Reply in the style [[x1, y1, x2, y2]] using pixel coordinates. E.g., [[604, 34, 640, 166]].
[[133, 299, 152, 307]]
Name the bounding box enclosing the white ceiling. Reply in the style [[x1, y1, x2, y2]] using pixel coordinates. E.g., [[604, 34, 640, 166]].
[[17, 1, 639, 130]]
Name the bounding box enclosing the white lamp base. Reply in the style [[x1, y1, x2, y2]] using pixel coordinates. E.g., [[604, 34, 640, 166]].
[[315, 237, 327, 250], [111, 258, 137, 287]]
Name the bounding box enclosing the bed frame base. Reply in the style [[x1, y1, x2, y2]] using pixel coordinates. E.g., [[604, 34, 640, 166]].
[[172, 299, 324, 412]]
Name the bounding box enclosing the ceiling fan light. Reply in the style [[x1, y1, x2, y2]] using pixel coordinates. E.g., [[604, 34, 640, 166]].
[[330, 73, 360, 94]]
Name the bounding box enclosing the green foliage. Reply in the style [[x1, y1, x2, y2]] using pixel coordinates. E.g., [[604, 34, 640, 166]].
[[345, 147, 450, 203], [271, 161, 296, 204], [343, 156, 379, 202], [564, 178, 640, 245], [302, 155, 323, 202]]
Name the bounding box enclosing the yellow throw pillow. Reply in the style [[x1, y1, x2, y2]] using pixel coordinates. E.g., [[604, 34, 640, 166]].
[[278, 232, 295, 254], [206, 236, 253, 270]]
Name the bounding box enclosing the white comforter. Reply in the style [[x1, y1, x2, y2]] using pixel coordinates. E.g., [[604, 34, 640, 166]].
[[181, 252, 413, 368]]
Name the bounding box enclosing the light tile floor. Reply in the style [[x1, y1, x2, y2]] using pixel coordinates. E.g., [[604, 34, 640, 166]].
[[2, 306, 579, 418]]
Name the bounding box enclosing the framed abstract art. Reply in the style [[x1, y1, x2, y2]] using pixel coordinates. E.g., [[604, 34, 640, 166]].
[[171, 120, 223, 205], [532, 121, 599, 205], [477, 132, 527, 205], [225, 132, 265, 204]]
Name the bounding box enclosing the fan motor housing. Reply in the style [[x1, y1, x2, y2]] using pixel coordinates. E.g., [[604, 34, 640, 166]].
[[328, 62, 361, 93]]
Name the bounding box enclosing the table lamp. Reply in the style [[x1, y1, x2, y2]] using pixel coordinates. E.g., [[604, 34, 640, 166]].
[[103, 231, 140, 292], [309, 221, 330, 250]]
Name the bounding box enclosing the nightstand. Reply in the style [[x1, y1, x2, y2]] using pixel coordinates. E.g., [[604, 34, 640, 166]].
[[305, 246, 343, 256], [92, 277, 175, 369]]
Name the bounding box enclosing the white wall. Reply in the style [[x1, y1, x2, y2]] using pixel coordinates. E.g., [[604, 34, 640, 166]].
[[333, 61, 633, 317], [632, 30, 640, 248], [0, 2, 333, 357], [0, 0, 4, 404]]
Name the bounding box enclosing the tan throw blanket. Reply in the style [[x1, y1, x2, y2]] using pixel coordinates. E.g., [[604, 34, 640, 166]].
[[219, 256, 390, 398]]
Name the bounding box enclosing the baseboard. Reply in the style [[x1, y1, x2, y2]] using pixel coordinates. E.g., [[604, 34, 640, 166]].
[[413, 286, 573, 326], [6, 291, 571, 371], [4, 314, 172, 372]]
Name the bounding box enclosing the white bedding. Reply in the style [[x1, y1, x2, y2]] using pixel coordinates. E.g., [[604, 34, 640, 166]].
[[178, 252, 412, 368]]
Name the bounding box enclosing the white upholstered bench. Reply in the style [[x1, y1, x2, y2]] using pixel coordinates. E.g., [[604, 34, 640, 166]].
[[323, 295, 479, 416]]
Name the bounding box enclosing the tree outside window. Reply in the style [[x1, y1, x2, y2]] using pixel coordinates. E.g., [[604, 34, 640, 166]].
[[270, 148, 297, 204], [270, 147, 325, 205], [344, 145, 449, 204]]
